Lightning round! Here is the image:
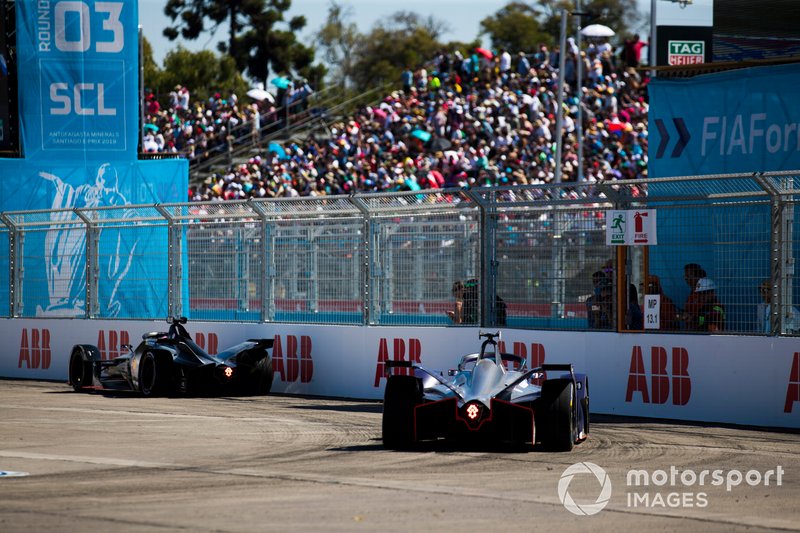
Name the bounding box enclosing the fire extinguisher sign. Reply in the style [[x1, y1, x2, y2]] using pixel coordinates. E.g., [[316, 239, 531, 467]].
[[606, 210, 657, 246]]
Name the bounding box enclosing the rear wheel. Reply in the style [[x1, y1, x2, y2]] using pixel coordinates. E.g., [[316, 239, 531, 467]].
[[540, 379, 576, 452], [140, 352, 170, 397], [382, 375, 422, 450], [248, 357, 274, 396], [69, 348, 93, 392]]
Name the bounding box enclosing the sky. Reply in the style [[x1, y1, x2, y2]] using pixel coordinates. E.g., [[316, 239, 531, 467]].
[[138, 0, 708, 66]]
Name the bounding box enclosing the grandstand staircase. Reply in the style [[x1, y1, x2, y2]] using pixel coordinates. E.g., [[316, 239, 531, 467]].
[[188, 83, 392, 186]]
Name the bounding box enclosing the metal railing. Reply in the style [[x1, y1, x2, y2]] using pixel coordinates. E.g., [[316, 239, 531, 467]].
[[1, 172, 799, 335], [188, 83, 393, 183]]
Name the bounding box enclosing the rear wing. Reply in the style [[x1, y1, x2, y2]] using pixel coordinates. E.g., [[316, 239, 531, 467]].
[[498, 363, 576, 396], [540, 363, 573, 373], [248, 339, 275, 349]]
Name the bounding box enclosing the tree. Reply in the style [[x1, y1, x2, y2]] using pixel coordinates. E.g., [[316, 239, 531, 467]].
[[315, 1, 361, 88], [534, 0, 641, 43], [480, 2, 551, 52], [148, 46, 250, 103], [350, 12, 448, 90], [163, 0, 325, 85]]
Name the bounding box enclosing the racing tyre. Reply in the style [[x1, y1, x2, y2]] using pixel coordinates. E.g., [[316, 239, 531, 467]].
[[581, 379, 590, 439], [69, 348, 93, 392], [139, 352, 170, 397], [540, 379, 576, 452], [382, 375, 422, 450]]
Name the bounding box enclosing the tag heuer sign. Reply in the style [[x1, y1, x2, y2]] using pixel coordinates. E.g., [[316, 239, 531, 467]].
[[668, 40, 705, 66]]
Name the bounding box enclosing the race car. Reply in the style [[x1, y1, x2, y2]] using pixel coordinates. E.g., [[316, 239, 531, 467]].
[[382, 331, 588, 451], [68, 317, 274, 396]]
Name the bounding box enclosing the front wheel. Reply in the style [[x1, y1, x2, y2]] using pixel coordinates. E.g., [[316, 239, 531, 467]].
[[139, 352, 170, 397], [539, 379, 576, 452]]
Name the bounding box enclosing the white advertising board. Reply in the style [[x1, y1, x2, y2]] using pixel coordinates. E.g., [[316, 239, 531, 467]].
[[1, 319, 798, 429]]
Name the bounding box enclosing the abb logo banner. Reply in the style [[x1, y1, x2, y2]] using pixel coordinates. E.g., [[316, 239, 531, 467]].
[[18, 329, 51, 369], [374, 338, 421, 386], [498, 341, 546, 385], [194, 332, 218, 355], [786, 352, 800, 413], [96, 330, 130, 360], [626, 345, 691, 405], [273, 335, 313, 383]]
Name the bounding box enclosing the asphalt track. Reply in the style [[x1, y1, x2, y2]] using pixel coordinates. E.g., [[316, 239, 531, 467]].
[[0, 380, 798, 532]]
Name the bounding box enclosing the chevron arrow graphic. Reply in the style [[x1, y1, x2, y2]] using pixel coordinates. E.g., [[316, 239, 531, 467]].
[[671, 117, 690, 158], [655, 119, 669, 159], [654, 117, 691, 159]]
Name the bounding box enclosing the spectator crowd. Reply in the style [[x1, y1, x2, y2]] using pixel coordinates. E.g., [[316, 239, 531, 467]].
[[142, 40, 651, 202]]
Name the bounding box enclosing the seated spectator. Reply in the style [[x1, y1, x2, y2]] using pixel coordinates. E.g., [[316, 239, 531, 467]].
[[447, 279, 478, 325], [688, 278, 725, 332], [587, 271, 613, 329], [645, 274, 679, 330], [757, 279, 800, 334], [627, 283, 643, 329]]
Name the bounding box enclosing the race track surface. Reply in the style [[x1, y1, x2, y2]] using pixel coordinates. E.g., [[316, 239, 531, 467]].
[[0, 380, 798, 532]]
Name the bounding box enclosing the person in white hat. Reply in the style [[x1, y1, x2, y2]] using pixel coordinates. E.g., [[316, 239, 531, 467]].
[[686, 277, 725, 332]]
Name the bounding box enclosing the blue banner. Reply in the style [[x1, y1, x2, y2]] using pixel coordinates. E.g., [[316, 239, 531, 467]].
[[16, 0, 138, 157], [0, 158, 187, 318], [649, 63, 800, 177], [1, 0, 188, 319]]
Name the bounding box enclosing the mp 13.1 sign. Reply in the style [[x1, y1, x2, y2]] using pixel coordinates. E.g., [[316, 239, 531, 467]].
[[606, 210, 657, 246]]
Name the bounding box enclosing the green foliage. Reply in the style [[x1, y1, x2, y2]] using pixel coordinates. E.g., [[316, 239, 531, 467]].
[[480, 2, 551, 52], [315, 1, 361, 88], [163, 0, 326, 85], [350, 12, 446, 90], [535, 0, 641, 43], [145, 46, 250, 103]]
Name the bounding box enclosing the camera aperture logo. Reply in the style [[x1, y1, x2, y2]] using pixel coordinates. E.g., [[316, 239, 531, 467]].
[[559, 463, 785, 515], [558, 462, 612, 516]]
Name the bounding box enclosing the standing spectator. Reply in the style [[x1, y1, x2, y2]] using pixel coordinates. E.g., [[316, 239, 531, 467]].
[[516, 51, 530, 76], [623, 34, 648, 68], [499, 48, 512, 76], [401, 68, 413, 93]]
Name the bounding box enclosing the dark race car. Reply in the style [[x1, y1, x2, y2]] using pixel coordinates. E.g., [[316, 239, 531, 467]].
[[383, 331, 589, 451], [69, 317, 274, 396]]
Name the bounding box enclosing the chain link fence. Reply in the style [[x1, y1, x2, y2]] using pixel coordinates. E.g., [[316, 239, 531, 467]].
[[1, 173, 798, 335]]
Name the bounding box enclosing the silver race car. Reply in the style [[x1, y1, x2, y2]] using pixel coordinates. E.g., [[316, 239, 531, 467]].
[[383, 331, 589, 451]]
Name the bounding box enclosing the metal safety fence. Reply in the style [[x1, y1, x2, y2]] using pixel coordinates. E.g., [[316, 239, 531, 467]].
[[1, 172, 799, 335]]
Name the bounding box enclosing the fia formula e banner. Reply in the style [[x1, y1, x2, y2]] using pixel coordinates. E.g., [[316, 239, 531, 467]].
[[16, 0, 138, 156], [649, 63, 800, 177]]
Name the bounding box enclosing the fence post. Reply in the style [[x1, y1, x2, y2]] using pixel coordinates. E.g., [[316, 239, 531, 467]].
[[754, 172, 783, 335], [464, 189, 495, 327], [250, 200, 271, 322], [349, 195, 371, 325], [74, 209, 97, 318], [0, 214, 20, 317], [156, 205, 181, 318]]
